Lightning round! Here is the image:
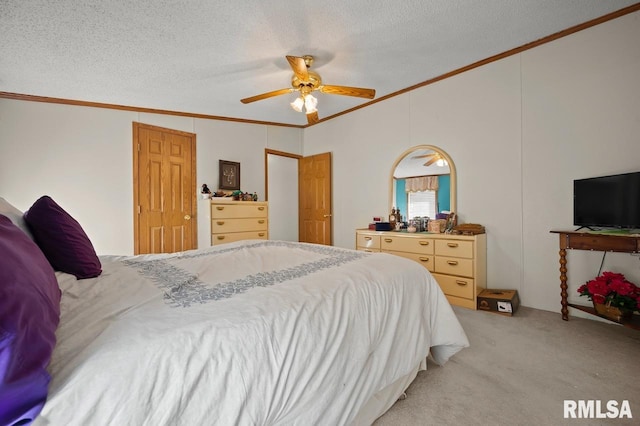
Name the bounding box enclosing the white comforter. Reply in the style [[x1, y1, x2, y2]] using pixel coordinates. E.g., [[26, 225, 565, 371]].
[[35, 240, 468, 426]]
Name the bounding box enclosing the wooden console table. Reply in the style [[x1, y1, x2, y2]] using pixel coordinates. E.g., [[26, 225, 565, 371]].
[[550, 230, 640, 329]]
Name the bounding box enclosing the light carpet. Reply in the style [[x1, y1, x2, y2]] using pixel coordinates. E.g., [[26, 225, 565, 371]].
[[374, 306, 640, 426]]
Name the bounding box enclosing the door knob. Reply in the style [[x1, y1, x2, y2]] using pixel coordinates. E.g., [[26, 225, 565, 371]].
[[323, 214, 332, 218], [184, 214, 191, 220]]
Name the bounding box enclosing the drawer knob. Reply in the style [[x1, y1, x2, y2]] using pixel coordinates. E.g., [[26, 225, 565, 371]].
[[217, 236, 225, 240], [364, 236, 372, 241], [447, 260, 459, 266], [419, 241, 429, 246], [258, 219, 265, 224], [258, 232, 265, 237], [258, 207, 265, 211], [216, 221, 225, 225], [419, 257, 429, 262], [447, 242, 459, 248], [384, 238, 393, 243], [216, 206, 224, 211], [455, 280, 468, 286]]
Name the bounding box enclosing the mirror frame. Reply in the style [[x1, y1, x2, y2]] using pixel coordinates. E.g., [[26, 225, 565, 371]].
[[389, 144, 457, 215]]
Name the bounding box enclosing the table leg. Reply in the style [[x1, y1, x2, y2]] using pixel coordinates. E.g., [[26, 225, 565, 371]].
[[559, 248, 568, 320]]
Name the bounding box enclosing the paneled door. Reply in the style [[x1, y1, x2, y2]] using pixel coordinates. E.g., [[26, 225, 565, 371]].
[[133, 122, 197, 254], [299, 152, 332, 245]]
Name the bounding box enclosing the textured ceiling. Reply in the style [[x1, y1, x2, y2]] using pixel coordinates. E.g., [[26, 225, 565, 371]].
[[1, 1, 637, 127]]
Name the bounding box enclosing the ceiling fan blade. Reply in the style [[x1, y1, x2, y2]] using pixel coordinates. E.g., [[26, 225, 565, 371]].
[[412, 153, 437, 160], [240, 88, 293, 104], [319, 85, 375, 99], [423, 157, 439, 167], [286, 56, 309, 82], [306, 111, 319, 125]]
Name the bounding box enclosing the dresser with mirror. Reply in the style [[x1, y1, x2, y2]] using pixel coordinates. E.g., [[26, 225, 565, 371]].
[[355, 144, 487, 309]]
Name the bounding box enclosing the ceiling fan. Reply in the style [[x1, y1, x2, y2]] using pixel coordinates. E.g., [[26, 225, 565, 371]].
[[240, 55, 376, 125], [412, 152, 449, 167]]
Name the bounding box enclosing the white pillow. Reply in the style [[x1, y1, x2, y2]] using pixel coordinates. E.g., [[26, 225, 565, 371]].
[[0, 197, 35, 240]]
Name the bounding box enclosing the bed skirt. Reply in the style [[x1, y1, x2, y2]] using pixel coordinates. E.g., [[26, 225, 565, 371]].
[[351, 358, 427, 425]]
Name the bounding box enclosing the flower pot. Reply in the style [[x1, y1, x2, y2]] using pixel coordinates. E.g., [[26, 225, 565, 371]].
[[593, 302, 633, 323]]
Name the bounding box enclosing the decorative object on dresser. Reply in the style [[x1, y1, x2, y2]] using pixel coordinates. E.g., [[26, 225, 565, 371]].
[[355, 229, 487, 309], [452, 223, 486, 235], [219, 160, 240, 190], [389, 207, 398, 230], [211, 200, 268, 245], [201, 184, 212, 199], [427, 219, 446, 233]]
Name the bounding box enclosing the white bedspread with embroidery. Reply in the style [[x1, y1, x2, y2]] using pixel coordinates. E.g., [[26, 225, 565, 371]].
[[35, 240, 468, 426]]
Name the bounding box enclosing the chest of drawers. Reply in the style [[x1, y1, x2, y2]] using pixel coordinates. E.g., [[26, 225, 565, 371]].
[[355, 229, 486, 309], [211, 201, 268, 245]]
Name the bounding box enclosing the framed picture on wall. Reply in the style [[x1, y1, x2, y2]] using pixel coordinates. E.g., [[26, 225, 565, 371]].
[[219, 160, 240, 190]]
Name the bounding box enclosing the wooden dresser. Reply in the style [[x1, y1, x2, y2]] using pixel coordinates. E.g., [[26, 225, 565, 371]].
[[356, 229, 487, 309], [211, 201, 269, 245]]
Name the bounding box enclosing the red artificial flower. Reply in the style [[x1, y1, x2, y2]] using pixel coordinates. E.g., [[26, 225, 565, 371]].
[[609, 280, 634, 296], [586, 279, 609, 298], [577, 271, 640, 313], [601, 271, 626, 281]]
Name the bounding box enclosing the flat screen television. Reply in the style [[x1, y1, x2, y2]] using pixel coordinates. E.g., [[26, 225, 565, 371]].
[[573, 171, 640, 230]]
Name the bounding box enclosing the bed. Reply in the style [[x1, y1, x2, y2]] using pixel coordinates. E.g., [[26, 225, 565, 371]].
[[1, 196, 469, 425]]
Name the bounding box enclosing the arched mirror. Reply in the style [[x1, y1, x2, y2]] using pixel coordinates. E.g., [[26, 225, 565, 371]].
[[389, 145, 456, 222]]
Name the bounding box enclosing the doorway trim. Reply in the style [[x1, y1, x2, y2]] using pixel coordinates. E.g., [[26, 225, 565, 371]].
[[264, 148, 302, 202]]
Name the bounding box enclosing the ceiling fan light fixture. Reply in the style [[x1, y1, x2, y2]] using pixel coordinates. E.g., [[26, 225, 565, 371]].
[[436, 159, 448, 167], [290, 96, 304, 112], [304, 94, 318, 114]]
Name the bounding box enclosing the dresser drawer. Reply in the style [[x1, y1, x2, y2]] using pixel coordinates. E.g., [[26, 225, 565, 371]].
[[381, 236, 434, 254], [211, 203, 268, 218], [435, 239, 473, 258], [357, 247, 381, 253], [432, 273, 474, 300], [386, 251, 434, 272], [356, 233, 381, 250], [434, 256, 473, 277], [211, 230, 268, 245], [212, 217, 268, 233]]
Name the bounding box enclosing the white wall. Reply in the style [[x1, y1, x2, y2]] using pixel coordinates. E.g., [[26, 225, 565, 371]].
[[1, 12, 638, 316], [0, 102, 302, 254], [303, 11, 640, 314], [0, 101, 136, 254]]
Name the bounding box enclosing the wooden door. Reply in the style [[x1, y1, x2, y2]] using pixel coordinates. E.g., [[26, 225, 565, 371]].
[[299, 152, 332, 245], [133, 122, 197, 254]]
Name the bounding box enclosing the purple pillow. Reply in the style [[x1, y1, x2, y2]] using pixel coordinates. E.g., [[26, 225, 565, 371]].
[[0, 214, 61, 425], [24, 196, 101, 279], [0, 197, 35, 241]]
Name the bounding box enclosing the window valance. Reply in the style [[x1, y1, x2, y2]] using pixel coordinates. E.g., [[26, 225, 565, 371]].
[[405, 176, 439, 192]]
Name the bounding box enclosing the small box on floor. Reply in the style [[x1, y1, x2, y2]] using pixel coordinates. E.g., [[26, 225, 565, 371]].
[[477, 289, 520, 316]]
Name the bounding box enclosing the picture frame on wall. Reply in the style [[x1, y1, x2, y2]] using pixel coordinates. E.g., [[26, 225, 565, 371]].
[[219, 160, 240, 190]]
